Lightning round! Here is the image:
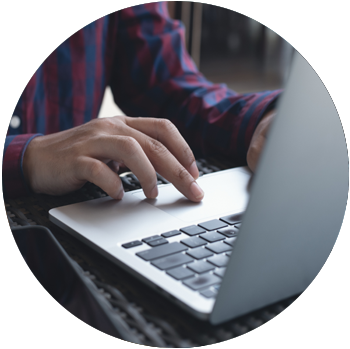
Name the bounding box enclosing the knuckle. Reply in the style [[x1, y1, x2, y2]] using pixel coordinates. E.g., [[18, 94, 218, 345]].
[[88, 161, 104, 179], [147, 138, 167, 157], [157, 118, 177, 134], [182, 146, 195, 164], [175, 166, 190, 181], [119, 136, 140, 156]]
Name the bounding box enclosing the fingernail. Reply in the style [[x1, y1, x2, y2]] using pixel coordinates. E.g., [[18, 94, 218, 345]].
[[189, 161, 199, 179], [190, 181, 204, 200], [150, 185, 158, 199], [116, 189, 124, 200]]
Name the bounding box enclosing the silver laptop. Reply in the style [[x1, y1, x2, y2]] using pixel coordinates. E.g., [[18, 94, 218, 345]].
[[49, 53, 348, 325]]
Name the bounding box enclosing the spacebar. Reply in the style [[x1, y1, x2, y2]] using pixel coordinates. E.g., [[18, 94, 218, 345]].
[[136, 242, 187, 261]]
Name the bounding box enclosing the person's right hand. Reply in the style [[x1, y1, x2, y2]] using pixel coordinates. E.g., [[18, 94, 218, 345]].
[[22, 116, 204, 202]]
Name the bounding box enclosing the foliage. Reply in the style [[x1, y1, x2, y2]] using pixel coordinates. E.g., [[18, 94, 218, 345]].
[[1, 277, 325, 349]]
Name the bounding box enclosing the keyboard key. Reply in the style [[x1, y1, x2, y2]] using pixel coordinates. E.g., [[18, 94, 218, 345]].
[[137, 242, 187, 261], [200, 289, 217, 298], [161, 230, 181, 238], [217, 226, 239, 237], [152, 253, 193, 270], [206, 242, 232, 254], [148, 238, 168, 247], [207, 254, 229, 267], [180, 225, 206, 236], [122, 240, 142, 249], [142, 235, 161, 243], [220, 213, 242, 225], [187, 261, 215, 274], [167, 266, 195, 280], [224, 237, 237, 246], [200, 231, 225, 243], [198, 219, 227, 231], [226, 252, 232, 257], [212, 284, 220, 291], [234, 223, 242, 228], [214, 268, 226, 278], [181, 237, 207, 248], [187, 248, 213, 260], [183, 273, 221, 291]]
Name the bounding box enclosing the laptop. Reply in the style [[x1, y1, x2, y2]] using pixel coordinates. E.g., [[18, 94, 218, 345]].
[[49, 52, 348, 325]]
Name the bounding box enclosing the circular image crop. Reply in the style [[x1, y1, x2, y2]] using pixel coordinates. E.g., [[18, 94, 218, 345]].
[[2, 1, 348, 347]]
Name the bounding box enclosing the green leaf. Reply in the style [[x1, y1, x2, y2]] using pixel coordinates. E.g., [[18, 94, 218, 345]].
[[286, 311, 297, 322], [13, 328, 24, 332], [295, 297, 304, 305]]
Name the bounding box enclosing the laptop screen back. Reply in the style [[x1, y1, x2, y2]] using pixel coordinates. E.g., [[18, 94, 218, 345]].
[[211, 52, 348, 324]]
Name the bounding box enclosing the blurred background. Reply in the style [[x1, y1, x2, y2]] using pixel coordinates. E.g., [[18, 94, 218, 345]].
[[1, 0, 350, 348]]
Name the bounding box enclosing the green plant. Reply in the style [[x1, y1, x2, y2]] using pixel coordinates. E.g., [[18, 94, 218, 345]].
[[1, 277, 325, 349]]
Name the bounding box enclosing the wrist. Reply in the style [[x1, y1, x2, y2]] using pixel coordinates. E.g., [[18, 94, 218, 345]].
[[22, 136, 42, 193]]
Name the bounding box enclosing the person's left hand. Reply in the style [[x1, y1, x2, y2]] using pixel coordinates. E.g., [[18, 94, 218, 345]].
[[247, 110, 276, 172]]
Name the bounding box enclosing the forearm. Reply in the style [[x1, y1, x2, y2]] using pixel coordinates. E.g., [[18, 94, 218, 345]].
[[111, 2, 281, 164], [2, 134, 42, 198]]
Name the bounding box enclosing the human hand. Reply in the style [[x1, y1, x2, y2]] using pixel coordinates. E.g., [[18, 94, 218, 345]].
[[247, 110, 276, 172], [23, 116, 204, 202]]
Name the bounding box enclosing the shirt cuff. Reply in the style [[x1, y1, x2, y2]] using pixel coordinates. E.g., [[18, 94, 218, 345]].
[[2, 134, 42, 198]]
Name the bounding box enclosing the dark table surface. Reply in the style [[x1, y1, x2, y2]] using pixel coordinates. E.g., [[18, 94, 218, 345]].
[[5, 158, 298, 347]]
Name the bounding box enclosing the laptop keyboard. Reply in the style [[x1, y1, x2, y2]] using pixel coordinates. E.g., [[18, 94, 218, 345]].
[[122, 213, 242, 299]]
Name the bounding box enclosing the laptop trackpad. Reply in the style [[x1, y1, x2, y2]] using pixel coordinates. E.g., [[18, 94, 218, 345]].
[[133, 168, 251, 222]]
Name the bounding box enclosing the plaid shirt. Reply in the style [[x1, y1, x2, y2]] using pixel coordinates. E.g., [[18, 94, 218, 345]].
[[3, 2, 280, 198]]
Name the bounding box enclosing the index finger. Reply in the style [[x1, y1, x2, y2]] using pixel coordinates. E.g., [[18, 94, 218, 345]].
[[125, 117, 199, 179]]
